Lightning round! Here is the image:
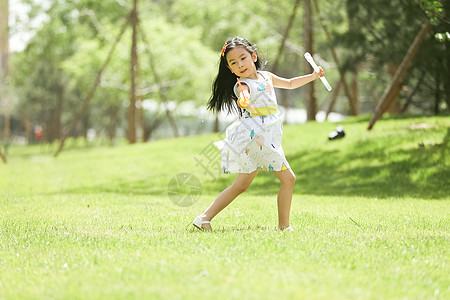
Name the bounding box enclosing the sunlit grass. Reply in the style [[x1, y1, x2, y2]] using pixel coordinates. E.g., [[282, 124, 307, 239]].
[[0, 116, 449, 299]]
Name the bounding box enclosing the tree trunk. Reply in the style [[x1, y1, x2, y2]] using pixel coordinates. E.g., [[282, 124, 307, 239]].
[[271, 0, 301, 74], [368, 21, 431, 130], [303, 0, 316, 121], [0, 148, 6, 163], [24, 115, 31, 144], [351, 72, 359, 114], [346, 17, 359, 116], [384, 63, 401, 114], [138, 21, 179, 137], [0, 0, 8, 80], [128, 0, 138, 143], [326, 77, 342, 119], [312, 0, 358, 116], [47, 79, 64, 143], [434, 64, 441, 115], [54, 15, 130, 157], [108, 105, 118, 143], [401, 74, 423, 113], [444, 39, 450, 112], [1, 0, 10, 154], [82, 112, 89, 140], [271, 0, 301, 109], [139, 105, 146, 142]]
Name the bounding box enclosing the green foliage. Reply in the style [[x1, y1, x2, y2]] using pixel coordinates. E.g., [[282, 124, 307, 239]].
[[0, 117, 449, 299], [419, 0, 446, 25], [434, 32, 450, 42], [336, 0, 449, 114], [10, 0, 218, 141], [6, 0, 449, 143], [136, 16, 217, 103], [339, 0, 425, 71], [9, 2, 85, 141]]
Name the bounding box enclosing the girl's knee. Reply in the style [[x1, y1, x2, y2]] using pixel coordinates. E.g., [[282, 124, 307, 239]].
[[231, 181, 251, 194], [281, 172, 296, 186]]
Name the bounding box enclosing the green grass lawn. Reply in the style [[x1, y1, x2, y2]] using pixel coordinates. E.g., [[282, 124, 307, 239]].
[[1, 116, 449, 299]]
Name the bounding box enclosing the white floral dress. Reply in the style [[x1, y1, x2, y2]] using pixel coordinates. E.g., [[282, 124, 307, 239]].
[[214, 71, 291, 174]]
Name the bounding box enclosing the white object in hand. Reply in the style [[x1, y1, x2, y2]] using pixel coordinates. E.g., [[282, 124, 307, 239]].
[[304, 52, 332, 92]]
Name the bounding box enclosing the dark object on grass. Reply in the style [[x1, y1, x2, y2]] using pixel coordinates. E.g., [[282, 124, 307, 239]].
[[329, 126, 345, 140]]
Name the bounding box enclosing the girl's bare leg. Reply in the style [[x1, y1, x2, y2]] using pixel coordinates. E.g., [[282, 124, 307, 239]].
[[273, 169, 296, 229], [199, 170, 259, 230]]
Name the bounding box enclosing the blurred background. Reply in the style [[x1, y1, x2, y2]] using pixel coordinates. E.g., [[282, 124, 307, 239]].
[[0, 0, 448, 150]]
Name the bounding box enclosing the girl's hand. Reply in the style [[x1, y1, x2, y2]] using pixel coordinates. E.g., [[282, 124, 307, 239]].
[[237, 96, 249, 109], [314, 66, 325, 79], [237, 89, 250, 109]]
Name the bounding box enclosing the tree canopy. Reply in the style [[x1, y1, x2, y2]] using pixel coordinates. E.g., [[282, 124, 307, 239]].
[[2, 0, 449, 147]]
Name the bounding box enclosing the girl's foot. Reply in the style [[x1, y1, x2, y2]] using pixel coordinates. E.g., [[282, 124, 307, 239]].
[[279, 225, 294, 232], [193, 216, 213, 231]]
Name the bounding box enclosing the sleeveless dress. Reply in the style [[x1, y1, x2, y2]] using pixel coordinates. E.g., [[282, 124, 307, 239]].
[[214, 71, 291, 174]]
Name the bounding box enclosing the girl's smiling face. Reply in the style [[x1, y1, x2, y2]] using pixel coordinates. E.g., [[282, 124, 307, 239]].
[[226, 46, 258, 79]]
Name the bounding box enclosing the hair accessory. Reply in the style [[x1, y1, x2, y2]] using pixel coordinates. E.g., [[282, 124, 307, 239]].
[[221, 39, 254, 57], [221, 42, 228, 57]]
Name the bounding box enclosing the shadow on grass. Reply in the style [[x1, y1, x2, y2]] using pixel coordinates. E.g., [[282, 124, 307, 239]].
[[53, 126, 449, 201], [244, 140, 449, 200]]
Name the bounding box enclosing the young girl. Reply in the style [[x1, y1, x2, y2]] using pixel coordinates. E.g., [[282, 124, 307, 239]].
[[193, 36, 324, 231]]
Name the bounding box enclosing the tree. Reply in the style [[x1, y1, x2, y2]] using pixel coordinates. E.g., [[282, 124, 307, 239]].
[[368, 21, 431, 130], [0, 0, 9, 163], [367, 0, 448, 129], [10, 0, 445, 147], [271, 0, 301, 74], [160, 0, 314, 109], [8, 0, 218, 154], [11, 2, 87, 144], [312, 0, 359, 116], [54, 14, 130, 157], [337, 0, 448, 118], [128, 0, 138, 144], [270, 0, 301, 109], [303, 0, 317, 121]]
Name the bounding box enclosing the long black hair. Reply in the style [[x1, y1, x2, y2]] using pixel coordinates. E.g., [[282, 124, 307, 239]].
[[207, 36, 265, 114]]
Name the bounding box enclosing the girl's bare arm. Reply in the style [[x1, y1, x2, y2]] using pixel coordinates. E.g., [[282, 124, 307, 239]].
[[271, 68, 324, 90]]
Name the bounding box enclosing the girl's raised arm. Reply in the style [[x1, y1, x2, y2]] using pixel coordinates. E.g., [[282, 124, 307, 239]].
[[271, 68, 324, 90]]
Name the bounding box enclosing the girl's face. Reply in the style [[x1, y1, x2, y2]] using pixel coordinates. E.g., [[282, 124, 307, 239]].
[[226, 46, 258, 79]]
